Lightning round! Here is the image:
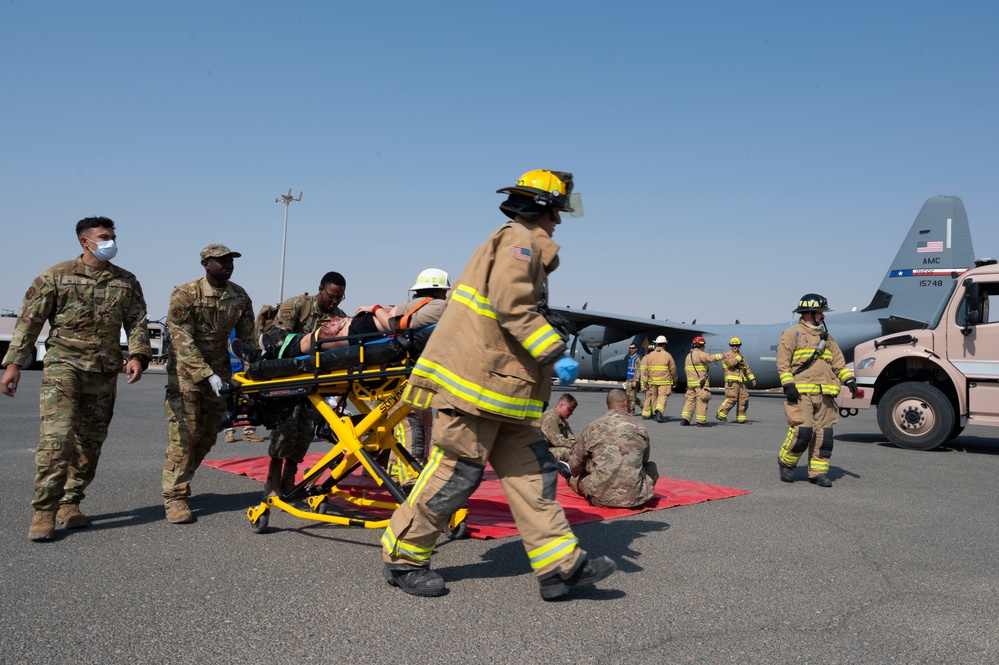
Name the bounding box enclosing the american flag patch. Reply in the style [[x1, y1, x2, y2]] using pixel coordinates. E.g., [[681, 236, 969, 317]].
[[511, 246, 532, 262], [917, 240, 943, 254]]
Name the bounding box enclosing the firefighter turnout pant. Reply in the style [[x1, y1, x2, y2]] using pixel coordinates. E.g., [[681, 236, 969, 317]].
[[778, 393, 838, 479], [645, 383, 672, 417], [382, 408, 582, 578], [681, 385, 712, 424], [717, 380, 750, 422]]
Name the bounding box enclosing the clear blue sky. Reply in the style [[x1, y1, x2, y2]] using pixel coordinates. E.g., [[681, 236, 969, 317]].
[[3, 1, 997, 325]]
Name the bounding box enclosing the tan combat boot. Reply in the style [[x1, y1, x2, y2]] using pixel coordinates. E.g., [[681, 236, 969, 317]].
[[243, 430, 264, 442], [29, 511, 56, 541], [165, 499, 195, 524], [224, 430, 237, 443], [56, 503, 90, 529]]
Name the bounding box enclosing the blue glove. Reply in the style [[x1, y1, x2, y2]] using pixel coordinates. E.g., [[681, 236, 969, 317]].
[[554, 356, 579, 386]]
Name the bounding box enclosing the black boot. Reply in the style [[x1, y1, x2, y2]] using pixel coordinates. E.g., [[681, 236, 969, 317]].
[[808, 475, 832, 487], [779, 464, 795, 483], [383, 564, 447, 597], [539, 555, 617, 601]]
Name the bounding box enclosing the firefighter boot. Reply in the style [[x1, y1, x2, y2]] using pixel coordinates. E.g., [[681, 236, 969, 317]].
[[383, 564, 448, 597], [262, 457, 283, 498], [539, 555, 617, 601], [29, 510, 56, 542], [779, 464, 795, 483], [809, 475, 833, 488], [56, 503, 90, 529]]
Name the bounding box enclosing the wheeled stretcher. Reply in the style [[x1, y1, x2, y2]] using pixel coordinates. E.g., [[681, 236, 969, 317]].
[[225, 326, 468, 537]]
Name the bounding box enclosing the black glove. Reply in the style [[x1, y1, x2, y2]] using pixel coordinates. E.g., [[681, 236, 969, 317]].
[[783, 383, 800, 404], [845, 378, 859, 398]]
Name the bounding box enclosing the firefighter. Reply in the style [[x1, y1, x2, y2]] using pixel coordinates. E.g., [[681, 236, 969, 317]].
[[642, 335, 677, 423], [716, 337, 756, 423], [380, 169, 616, 600], [680, 336, 723, 426], [777, 294, 857, 487]]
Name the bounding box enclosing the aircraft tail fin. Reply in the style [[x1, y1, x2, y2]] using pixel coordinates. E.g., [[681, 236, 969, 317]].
[[862, 195, 975, 322]]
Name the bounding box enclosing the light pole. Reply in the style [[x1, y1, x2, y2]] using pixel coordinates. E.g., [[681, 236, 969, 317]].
[[275, 188, 303, 304]]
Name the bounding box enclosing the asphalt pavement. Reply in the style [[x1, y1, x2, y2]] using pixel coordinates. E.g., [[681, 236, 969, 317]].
[[1, 370, 997, 664]]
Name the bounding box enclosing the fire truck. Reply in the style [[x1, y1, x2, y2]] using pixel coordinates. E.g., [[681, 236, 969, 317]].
[[838, 258, 999, 450]]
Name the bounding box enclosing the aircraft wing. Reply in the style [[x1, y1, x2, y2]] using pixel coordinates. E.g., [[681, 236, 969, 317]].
[[553, 306, 705, 346]]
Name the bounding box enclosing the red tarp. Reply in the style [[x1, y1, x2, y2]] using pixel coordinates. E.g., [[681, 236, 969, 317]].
[[204, 453, 749, 539]]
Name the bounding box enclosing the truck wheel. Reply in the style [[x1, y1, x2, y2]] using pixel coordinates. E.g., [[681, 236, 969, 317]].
[[945, 424, 965, 443], [877, 383, 954, 451]]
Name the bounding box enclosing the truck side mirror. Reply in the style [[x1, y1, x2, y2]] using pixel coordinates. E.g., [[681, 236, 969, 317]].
[[962, 281, 981, 335]]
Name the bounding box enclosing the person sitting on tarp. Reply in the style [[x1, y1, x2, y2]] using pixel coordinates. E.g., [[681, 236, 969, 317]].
[[561, 388, 659, 510]]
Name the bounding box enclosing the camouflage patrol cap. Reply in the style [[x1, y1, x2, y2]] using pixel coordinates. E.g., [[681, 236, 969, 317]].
[[200, 243, 242, 261]]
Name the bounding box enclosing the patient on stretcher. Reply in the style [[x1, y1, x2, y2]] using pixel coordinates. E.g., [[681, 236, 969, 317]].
[[230, 268, 449, 368]]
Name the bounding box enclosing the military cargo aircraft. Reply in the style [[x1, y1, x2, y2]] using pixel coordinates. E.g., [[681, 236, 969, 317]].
[[556, 195, 976, 389]]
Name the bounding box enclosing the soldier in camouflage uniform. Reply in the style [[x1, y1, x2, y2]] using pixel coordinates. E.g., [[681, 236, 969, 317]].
[[263, 271, 347, 496], [161, 244, 255, 523], [540, 393, 577, 462], [566, 389, 658, 509], [624, 343, 642, 415], [1, 217, 151, 541]]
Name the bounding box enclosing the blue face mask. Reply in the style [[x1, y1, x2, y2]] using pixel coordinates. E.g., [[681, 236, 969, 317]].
[[89, 239, 118, 261]]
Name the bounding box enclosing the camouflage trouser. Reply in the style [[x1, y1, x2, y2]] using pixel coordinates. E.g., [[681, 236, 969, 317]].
[[33, 363, 118, 511], [681, 385, 712, 423], [624, 380, 640, 414], [162, 374, 226, 502], [382, 408, 581, 578], [779, 393, 838, 478], [717, 380, 750, 422], [268, 400, 316, 462]]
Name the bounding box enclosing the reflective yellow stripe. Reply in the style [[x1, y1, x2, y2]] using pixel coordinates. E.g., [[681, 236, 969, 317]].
[[837, 368, 854, 382], [451, 284, 497, 319], [408, 446, 444, 506], [796, 383, 842, 395], [524, 323, 561, 359], [792, 349, 833, 361], [527, 533, 579, 571], [411, 358, 544, 419], [779, 427, 800, 465], [402, 384, 433, 409], [779, 372, 794, 384], [381, 525, 434, 562]]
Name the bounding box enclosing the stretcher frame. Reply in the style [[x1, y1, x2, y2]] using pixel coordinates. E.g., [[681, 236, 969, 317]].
[[227, 331, 467, 536]]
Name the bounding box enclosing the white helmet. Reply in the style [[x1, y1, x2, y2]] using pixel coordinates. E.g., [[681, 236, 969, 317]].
[[410, 268, 451, 292], [654, 335, 668, 345]]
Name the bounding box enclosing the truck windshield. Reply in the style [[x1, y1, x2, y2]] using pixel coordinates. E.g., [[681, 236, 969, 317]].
[[929, 279, 958, 329]]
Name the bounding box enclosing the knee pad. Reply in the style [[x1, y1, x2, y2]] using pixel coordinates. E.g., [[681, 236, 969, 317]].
[[528, 441, 559, 500], [819, 427, 834, 458], [426, 459, 484, 515], [790, 426, 813, 454]]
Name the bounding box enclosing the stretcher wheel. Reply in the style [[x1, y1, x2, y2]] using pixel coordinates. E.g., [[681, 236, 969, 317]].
[[315, 500, 332, 515], [443, 518, 467, 540], [250, 509, 270, 534]]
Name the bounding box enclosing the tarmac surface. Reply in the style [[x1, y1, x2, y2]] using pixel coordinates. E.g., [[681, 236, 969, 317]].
[[1, 369, 997, 664]]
